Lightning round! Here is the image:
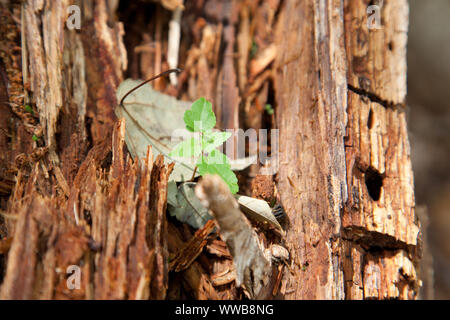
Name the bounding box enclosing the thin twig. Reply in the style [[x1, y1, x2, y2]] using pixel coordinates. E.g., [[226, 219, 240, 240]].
[[119, 69, 182, 107], [0, 210, 18, 221], [168, 7, 183, 85], [189, 166, 198, 182]]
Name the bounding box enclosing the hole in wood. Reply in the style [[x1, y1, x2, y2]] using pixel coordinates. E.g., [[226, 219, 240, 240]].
[[365, 166, 383, 201], [367, 108, 374, 129], [388, 41, 394, 51]]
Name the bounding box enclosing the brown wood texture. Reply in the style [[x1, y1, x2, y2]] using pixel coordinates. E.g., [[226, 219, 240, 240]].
[[0, 0, 171, 300], [274, 0, 420, 299], [342, 0, 419, 300], [0, 0, 420, 300], [0, 119, 172, 299], [274, 0, 348, 299]]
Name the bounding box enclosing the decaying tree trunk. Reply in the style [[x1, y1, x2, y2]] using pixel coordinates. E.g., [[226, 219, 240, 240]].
[[275, 0, 419, 299], [0, 0, 421, 299]]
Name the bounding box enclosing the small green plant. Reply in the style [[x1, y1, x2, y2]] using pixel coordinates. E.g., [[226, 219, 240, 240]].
[[24, 105, 34, 114], [169, 98, 239, 194], [250, 40, 258, 59], [32, 134, 39, 141], [265, 104, 274, 115]]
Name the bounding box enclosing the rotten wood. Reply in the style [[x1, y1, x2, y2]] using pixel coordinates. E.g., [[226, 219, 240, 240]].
[[0, 119, 174, 299], [342, 0, 419, 299], [274, 0, 419, 299], [0, 0, 421, 301], [169, 219, 215, 273], [167, 222, 222, 300], [274, 0, 348, 299], [195, 174, 272, 299]]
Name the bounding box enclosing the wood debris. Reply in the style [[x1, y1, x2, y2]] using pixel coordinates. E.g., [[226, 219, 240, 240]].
[[211, 267, 237, 287], [169, 219, 215, 272], [195, 174, 272, 299], [250, 44, 277, 78], [206, 238, 232, 258], [0, 0, 421, 301], [0, 120, 173, 299]]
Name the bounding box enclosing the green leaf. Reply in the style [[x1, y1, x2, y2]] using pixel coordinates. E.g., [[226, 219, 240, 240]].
[[203, 131, 232, 153], [250, 40, 258, 59], [168, 96, 239, 191], [169, 137, 202, 158], [197, 150, 239, 194], [184, 98, 216, 132], [265, 104, 274, 115], [24, 105, 34, 114]]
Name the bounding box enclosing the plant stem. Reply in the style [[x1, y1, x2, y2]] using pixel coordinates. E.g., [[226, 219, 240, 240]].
[[119, 69, 181, 107], [189, 166, 198, 182]]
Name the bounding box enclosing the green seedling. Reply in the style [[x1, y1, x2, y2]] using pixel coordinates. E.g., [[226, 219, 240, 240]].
[[32, 134, 39, 141], [265, 104, 274, 115], [250, 40, 258, 59], [169, 98, 239, 194], [24, 105, 34, 114], [118, 70, 283, 232]]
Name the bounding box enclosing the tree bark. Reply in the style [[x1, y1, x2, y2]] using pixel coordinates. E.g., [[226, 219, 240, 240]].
[[0, 0, 420, 299], [275, 0, 420, 299]]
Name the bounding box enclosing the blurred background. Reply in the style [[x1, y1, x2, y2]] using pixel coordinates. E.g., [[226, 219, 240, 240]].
[[408, 0, 450, 299]]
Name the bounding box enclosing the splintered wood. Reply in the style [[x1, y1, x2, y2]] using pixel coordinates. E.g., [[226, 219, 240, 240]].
[[0, 120, 172, 299], [169, 220, 215, 272], [0, 0, 420, 301], [0, 3, 35, 205]]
